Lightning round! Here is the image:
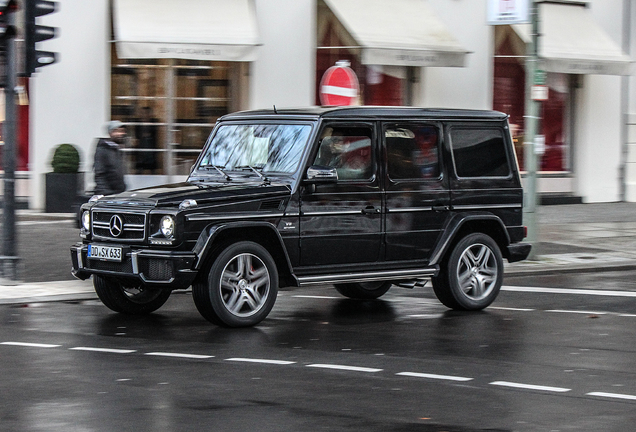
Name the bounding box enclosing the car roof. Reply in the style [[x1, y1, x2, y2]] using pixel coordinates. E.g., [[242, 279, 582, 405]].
[[220, 106, 508, 122]]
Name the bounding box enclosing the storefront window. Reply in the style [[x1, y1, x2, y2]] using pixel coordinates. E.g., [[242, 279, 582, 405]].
[[316, 2, 408, 106], [111, 47, 235, 176], [493, 26, 572, 173]]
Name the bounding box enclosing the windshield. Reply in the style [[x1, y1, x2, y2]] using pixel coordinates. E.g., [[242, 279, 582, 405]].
[[197, 124, 312, 174]]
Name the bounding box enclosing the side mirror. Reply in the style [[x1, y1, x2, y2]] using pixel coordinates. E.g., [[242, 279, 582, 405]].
[[304, 165, 338, 183]]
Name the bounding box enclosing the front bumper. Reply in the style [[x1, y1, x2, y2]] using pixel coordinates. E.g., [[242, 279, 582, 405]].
[[70, 243, 198, 290]]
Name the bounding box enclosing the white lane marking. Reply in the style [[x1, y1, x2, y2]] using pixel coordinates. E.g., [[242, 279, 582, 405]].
[[146, 352, 214, 359], [490, 306, 535, 312], [306, 364, 383, 373], [490, 381, 570, 393], [546, 310, 607, 315], [17, 220, 74, 226], [69, 347, 136, 354], [225, 358, 296, 365], [619, 314, 636, 317], [503, 286, 636, 298], [587, 392, 636, 401], [293, 295, 340, 299], [1, 341, 61, 348], [397, 372, 473, 382]]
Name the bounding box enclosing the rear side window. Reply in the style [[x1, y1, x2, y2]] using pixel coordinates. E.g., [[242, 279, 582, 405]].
[[385, 125, 440, 180], [450, 127, 510, 178]]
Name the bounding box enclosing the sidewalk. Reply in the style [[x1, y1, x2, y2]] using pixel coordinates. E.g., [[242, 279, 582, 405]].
[[2, 203, 636, 303]]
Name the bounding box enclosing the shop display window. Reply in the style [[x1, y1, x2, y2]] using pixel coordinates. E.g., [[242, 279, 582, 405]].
[[493, 26, 572, 173], [111, 46, 234, 176]]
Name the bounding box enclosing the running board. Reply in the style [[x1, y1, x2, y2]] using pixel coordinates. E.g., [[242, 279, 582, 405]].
[[297, 268, 437, 286]]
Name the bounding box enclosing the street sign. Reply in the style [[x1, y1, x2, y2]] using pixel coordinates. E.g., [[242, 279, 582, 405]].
[[319, 60, 359, 106], [531, 85, 549, 101], [487, 0, 530, 25], [534, 69, 547, 85]]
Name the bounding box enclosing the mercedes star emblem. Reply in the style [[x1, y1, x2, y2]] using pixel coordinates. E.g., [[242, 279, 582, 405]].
[[109, 215, 123, 237]]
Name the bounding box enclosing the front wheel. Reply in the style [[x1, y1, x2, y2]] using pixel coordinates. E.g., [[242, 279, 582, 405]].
[[334, 281, 392, 299], [193, 241, 278, 327], [432, 233, 503, 311], [93, 275, 171, 314]]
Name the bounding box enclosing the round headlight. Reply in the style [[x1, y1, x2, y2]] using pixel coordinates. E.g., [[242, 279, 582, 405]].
[[160, 216, 175, 238], [81, 211, 90, 231]]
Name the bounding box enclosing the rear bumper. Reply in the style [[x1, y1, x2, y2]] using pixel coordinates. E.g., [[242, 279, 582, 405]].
[[70, 243, 197, 290], [506, 242, 532, 263]]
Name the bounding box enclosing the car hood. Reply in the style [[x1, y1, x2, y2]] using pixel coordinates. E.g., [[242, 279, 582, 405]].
[[93, 181, 292, 208]]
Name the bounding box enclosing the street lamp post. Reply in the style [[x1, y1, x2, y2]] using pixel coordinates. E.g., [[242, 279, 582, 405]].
[[523, 0, 541, 260]]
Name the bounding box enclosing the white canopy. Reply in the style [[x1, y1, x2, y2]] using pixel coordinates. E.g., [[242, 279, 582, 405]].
[[513, 2, 632, 75], [113, 0, 260, 62], [320, 0, 469, 67]]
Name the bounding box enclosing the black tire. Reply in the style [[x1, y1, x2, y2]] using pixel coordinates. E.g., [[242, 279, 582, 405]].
[[334, 281, 393, 299], [432, 233, 503, 311], [192, 241, 278, 327], [93, 275, 171, 315]]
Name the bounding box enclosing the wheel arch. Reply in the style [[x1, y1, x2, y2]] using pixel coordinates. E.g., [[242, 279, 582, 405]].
[[429, 213, 511, 266], [193, 221, 296, 287]]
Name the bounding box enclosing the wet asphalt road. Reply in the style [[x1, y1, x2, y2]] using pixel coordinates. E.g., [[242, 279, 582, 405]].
[[2, 280, 636, 431]]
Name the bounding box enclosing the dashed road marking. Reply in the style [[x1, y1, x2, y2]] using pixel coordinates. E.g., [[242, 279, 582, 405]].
[[587, 392, 636, 401], [146, 352, 214, 359], [490, 306, 535, 312], [1, 341, 61, 348], [490, 381, 571, 393], [226, 358, 296, 365], [69, 347, 136, 354], [503, 286, 636, 298], [397, 372, 473, 382], [306, 364, 383, 373], [546, 310, 608, 315], [293, 295, 340, 299]]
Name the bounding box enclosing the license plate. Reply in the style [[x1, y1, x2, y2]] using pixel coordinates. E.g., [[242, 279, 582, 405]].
[[88, 244, 123, 262]]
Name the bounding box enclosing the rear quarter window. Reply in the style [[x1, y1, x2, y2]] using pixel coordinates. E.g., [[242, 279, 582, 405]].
[[449, 127, 510, 178]]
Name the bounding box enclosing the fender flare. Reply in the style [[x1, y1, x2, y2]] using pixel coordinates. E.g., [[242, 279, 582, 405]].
[[428, 213, 511, 266], [192, 221, 295, 278]]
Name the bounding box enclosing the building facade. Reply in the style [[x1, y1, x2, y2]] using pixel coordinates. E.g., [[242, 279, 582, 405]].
[[4, 0, 635, 209]]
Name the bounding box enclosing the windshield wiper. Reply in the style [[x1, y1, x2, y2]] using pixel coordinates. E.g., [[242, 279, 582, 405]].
[[236, 165, 270, 184], [202, 165, 232, 181]]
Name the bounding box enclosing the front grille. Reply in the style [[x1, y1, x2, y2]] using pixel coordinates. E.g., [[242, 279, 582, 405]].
[[92, 210, 146, 242]]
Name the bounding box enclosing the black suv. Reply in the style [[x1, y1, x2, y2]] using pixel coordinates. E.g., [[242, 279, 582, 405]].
[[71, 107, 531, 327]]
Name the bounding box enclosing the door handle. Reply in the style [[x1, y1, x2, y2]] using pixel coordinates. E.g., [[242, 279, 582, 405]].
[[362, 206, 380, 215], [432, 205, 450, 212]]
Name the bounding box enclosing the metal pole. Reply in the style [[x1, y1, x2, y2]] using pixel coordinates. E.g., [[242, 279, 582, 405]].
[[1, 7, 18, 280], [523, 1, 540, 259], [619, 0, 631, 202]]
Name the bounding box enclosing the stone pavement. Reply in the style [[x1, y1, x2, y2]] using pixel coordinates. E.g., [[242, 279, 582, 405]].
[[1, 203, 636, 303]]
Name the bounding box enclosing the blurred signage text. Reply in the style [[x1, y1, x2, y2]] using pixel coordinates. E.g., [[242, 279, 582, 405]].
[[487, 0, 530, 25]]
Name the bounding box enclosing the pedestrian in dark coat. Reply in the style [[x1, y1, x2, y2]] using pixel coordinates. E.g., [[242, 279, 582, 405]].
[[93, 120, 127, 195]]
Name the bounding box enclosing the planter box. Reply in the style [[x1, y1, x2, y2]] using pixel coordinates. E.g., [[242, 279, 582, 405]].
[[45, 172, 84, 213]]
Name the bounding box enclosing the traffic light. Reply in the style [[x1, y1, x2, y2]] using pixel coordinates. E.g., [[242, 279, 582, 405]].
[[0, 0, 17, 88], [24, 0, 57, 76], [0, 0, 18, 42]]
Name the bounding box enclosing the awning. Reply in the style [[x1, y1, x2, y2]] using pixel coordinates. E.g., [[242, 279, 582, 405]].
[[112, 0, 260, 62], [319, 0, 470, 68], [513, 2, 632, 75]]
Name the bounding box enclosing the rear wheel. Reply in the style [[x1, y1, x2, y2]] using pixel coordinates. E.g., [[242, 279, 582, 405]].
[[93, 275, 171, 314], [193, 241, 278, 327], [432, 233, 503, 310], [334, 281, 392, 299]]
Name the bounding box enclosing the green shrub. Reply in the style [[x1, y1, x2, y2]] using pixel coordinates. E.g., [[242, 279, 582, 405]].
[[51, 144, 80, 173]]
